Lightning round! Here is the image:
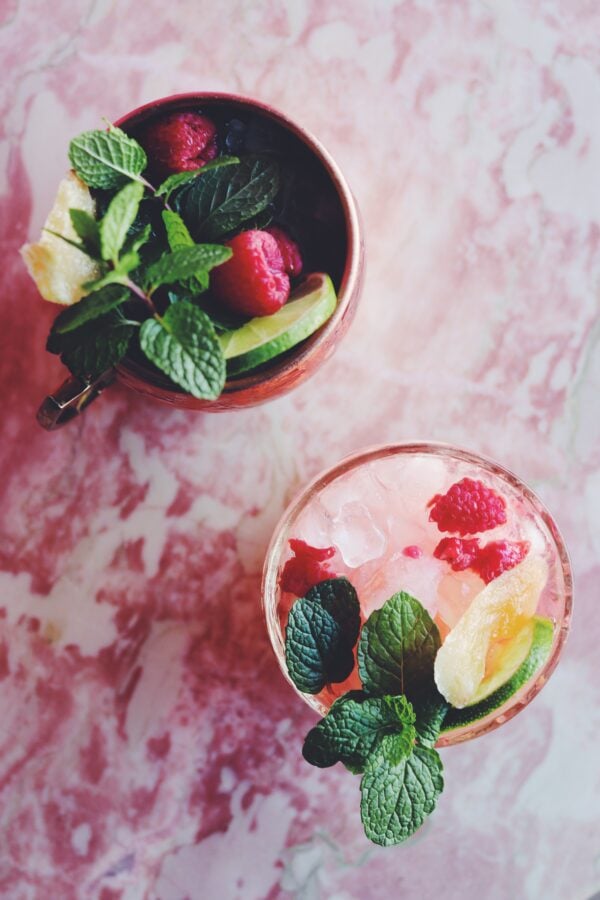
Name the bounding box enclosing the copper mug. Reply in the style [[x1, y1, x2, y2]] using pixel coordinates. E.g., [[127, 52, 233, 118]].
[[37, 93, 365, 429]]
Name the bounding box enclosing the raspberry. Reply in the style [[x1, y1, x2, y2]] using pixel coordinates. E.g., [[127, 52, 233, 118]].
[[211, 230, 290, 316], [139, 112, 218, 176], [402, 545, 423, 559], [280, 539, 335, 596], [428, 478, 507, 535], [434, 537, 480, 571], [288, 539, 334, 562], [470, 540, 530, 584], [266, 226, 303, 277]]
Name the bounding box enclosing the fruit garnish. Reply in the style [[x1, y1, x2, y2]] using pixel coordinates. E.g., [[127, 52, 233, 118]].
[[20, 172, 101, 305], [428, 477, 507, 535], [470, 539, 530, 584], [402, 545, 423, 558], [220, 272, 337, 375], [280, 538, 335, 597], [210, 229, 290, 316], [138, 111, 218, 176], [434, 557, 548, 708], [434, 536, 480, 570], [266, 225, 303, 276], [442, 616, 554, 730], [434, 536, 529, 583]]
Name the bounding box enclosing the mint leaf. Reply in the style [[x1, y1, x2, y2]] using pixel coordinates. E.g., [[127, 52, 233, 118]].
[[127, 223, 152, 254], [285, 598, 355, 695], [146, 244, 232, 292], [162, 211, 208, 295], [139, 300, 225, 399], [162, 209, 195, 248], [358, 592, 441, 700], [360, 739, 444, 846], [100, 180, 145, 261], [83, 270, 128, 292], [51, 285, 130, 334], [303, 694, 416, 773], [69, 209, 101, 257], [155, 156, 240, 201], [174, 155, 280, 241], [47, 311, 136, 380], [43, 228, 94, 258], [412, 685, 449, 748], [68, 127, 147, 189], [305, 578, 360, 647]]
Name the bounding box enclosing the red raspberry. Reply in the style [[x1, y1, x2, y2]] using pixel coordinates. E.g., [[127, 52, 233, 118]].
[[211, 230, 290, 316], [139, 112, 218, 176], [402, 545, 423, 559], [428, 478, 507, 535], [434, 537, 480, 571], [280, 539, 335, 596], [470, 540, 530, 584], [266, 226, 303, 277]]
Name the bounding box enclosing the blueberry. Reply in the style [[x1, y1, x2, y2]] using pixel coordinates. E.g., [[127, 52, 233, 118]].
[[224, 118, 246, 154]]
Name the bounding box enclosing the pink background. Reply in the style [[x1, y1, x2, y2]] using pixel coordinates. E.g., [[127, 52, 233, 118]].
[[1, 1, 599, 898]]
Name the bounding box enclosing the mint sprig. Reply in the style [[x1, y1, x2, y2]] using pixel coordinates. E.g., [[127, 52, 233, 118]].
[[99, 181, 145, 262], [174, 155, 280, 240], [358, 591, 441, 699], [47, 310, 137, 381], [303, 693, 416, 774], [155, 156, 240, 201], [360, 739, 444, 847], [295, 581, 449, 846], [50, 285, 130, 334], [285, 577, 360, 695], [139, 301, 225, 400], [68, 126, 148, 189]]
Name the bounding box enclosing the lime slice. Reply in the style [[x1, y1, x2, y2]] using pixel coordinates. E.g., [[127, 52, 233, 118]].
[[441, 616, 554, 731], [219, 272, 337, 375], [434, 557, 548, 708]]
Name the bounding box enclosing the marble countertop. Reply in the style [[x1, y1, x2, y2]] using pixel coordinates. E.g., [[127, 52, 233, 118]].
[[2, 1, 599, 898]]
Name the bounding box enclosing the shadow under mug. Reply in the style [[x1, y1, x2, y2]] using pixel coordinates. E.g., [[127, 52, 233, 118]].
[[37, 92, 365, 429]]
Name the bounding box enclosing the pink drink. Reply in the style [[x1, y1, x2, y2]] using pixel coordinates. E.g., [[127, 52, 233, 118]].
[[262, 444, 572, 746]]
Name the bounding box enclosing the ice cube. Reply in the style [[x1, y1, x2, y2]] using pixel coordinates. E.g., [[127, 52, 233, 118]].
[[331, 501, 387, 568], [436, 571, 483, 630]]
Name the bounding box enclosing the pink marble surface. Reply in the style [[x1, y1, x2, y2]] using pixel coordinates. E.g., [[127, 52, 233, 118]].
[[1, 1, 599, 898]]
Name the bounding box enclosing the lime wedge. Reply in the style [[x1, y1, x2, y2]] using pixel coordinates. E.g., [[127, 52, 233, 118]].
[[434, 557, 548, 708], [441, 616, 554, 731], [219, 272, 337, 375]]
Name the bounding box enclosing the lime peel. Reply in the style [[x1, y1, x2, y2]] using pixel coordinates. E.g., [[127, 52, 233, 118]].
[[219, 272, 337, 375], [434, 556, 548, 708], [441, 616, 554, 731]]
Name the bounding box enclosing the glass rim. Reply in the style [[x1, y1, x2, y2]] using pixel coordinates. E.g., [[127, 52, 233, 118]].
[[261, 441, 573, 747]]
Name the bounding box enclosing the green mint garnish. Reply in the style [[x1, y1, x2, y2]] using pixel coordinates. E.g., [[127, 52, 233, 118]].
[[145, 244, 231, 293], [174, 155, 280, 240], [285, 597, 355, 695], [293, 582, 449, 846], [360, 738, 444, 847], [68, 126, 148, 189], [99, 181, 145, 262], [47, 310, 137, 381], [50, 285, 130, 335], [412, 685, 449, 749], [285, 577, 360, 695], [155, 156, 240, 201], [139, 300, 225, 400], [303, 693, 416, 774], [69, 209, 101, 258], [358, 591, 441, 700]]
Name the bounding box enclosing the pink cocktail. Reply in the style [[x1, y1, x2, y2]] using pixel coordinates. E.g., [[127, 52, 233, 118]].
[[262, 443, 572, 746]]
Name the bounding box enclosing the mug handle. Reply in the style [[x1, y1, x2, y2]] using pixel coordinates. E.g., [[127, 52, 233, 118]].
[[37, 369, 116, 430]]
